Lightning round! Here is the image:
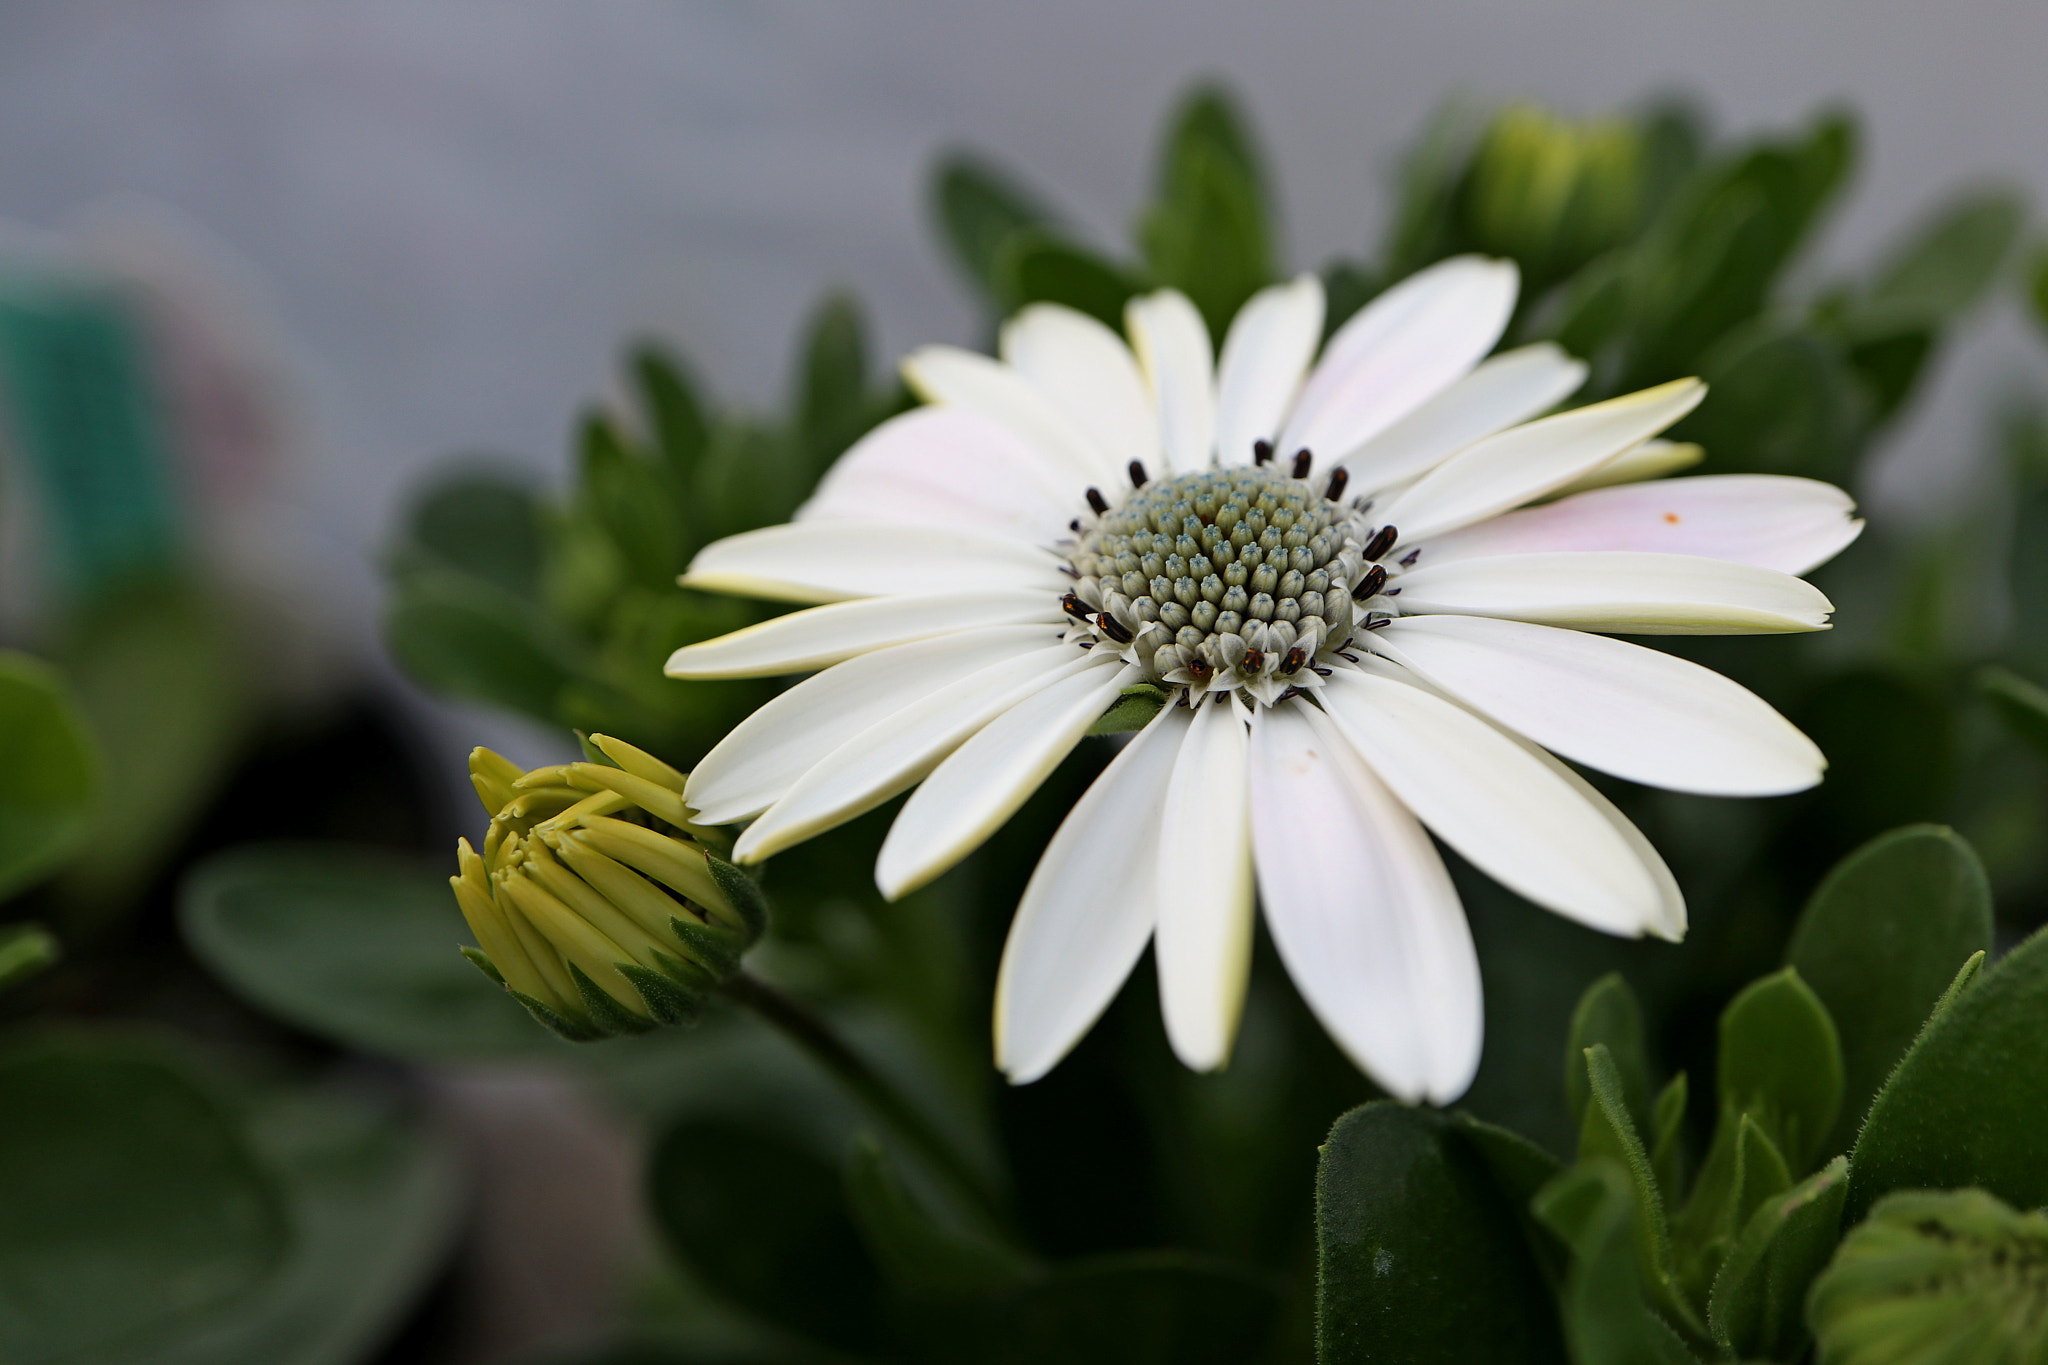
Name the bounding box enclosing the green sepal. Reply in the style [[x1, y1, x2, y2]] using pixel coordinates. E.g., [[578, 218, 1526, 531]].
[[1649, 1072, 1688, 1202], [566, 962, 655, 1037], [1565, 972, 1651, 1133], [458, 944, 505, 986], [507, 989, 605, 1043], [618, 959, 704, 1027], [1706, 1154, 1847, 1362], [0, 922, 60, 994], [668, 913, 743, 979], [704, 852, 769, 948], [1088, 684, 1168, 736]]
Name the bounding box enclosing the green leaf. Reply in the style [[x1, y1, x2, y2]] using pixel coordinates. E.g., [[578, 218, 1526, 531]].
[[1809, 1188, 2048, 1365], [576, 414, 686, 590], [180, 843, 551, 1061], [1649, 1073, 1688, 1203], [690, 421, 806, 546], [1578, 1045, 1696, 1337], [1679, 323, 1867, 485], [994, 233, 1144, 331], [393, 469, 546, 600], [1862, 188, 2026, 327], [141, 1078, 463, 1365], [1565, 973, 1651, 1133], [1138, 85, 1274, 338], [1786, 671, 1954, 848], [1316, 1101, 1564, 1364], [647, 1116, 884, 1354], [1713, 967, 1844, 1174], [975, 1252, 1282, 1365], [1728, 1114, 1794, 1234], [0, 922, 59, 993], [1088, 685, 1167, 736], [1531, 1162, 1700, 1365], [1980, 665, 2048, 758], [1707, 1155, 1847, 1362], [0, 1034, 287, 1364], [1848, 922, 2048, 1223], [931, 153, 1063, 309], [631, 343, 713, 488], [842, 1136, 1033, 1300], [0, 653, 98, 901], [384, 569, 578, 721], [792, 292, 874, 476], [1784, 825, 1994, 1153]]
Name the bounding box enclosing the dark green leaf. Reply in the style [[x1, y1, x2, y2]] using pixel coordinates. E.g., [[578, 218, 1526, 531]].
[[1784, 825, 1994, 1153], [631, 344, 713, 488], [2030, 239, 2048, 337], [977, 1251, 1281, 1365], [1707, 1155, 1847, 1362], [577, 414, 686, 590], [1565, 973, 1651, 1133], [994, 233, 1144, 331], [1863, 188, 2026, 327], [842, 1136, 1033, 1300], [143, 1079, 463, 1365], [1679, 324, 1867, 484], [1785, 670, 1953, 853], [1578, 1045, 1695, 1336], [1649, 1073, 1688, 1203], [1139, 85, 1274, 338], [1320, 260, 1378, 338], [180, 843, 551, 1060], [1980, 665, 2048, 758], [1714, 968, 1843, 1174], [384, 570, 578, 721], [1317, 1101, 1564, 1364], [647, 1116, 883, 1353], [931, 153, 1063, 309], [691, 422, 806, 546], [394, 469, 546, 600], [1728, 1114, 1794, 1234], [0, 653, 98, 901], [792, 292, 873, 476], [1088, 685, 1167, 736], [0, 1034, 287, 1364], [1848, 922, 2048, 1222], [0, 922, 59, 992], [1532, 1162, 1700, 1365]]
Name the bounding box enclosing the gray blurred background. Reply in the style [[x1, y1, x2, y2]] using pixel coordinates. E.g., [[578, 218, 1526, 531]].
[[3, 0, 2043, 689]]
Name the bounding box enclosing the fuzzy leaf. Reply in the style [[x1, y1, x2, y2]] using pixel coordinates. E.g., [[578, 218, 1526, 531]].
[[1707, 1155, 1847, 1361], [1565, 973, 1651, 1133]]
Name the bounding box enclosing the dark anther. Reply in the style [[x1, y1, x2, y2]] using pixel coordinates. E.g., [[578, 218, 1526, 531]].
[[1187, 657, 1213, 681], [1277, 686, 1305, 704], [1252, 439, 1274, 465], [1059, 564, 1079, 579], [1385, 587, 1401, 596], [1070, 518, 1083, 533], [1077, 639, 1094, 649], [1085, 487, 1109, 516], [1362, 525, 1399, 561], [1312, 665, 1334, 677], [1364, 614, 1392, 631], [1061, 592, 1091, 621], [1291, 448, 1313, 479], [1359, 564, 1387, 597], [1399, 548, 1421, 567], [1338, 650, 1360, 663], [1095, 613, 1133, 644], [1324, 468, 1350, 502], [1279, 646, 1308, 676], [1128, 459, 1149, 488], [1243, 647, 1266, 673]]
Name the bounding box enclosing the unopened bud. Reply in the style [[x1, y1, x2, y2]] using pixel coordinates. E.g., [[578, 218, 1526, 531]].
[[450, 735, 766, 1040]]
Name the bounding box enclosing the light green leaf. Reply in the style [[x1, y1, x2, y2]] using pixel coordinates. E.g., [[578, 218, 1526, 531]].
[[180, 843, 552, 1061], [1848, 921, 2048, 1223], [1565, 973, 1651, 1133], [1316, 1101, 1564, 1364], [1707, 1155, 1847, 1362], [0, 653, 98, 902], [0, 1034, 287, 1365], [1785, 825, 1993, 1154]]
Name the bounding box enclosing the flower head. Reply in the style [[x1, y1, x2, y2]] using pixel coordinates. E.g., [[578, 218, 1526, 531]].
[[451, 735, 764, 1040], [665, 257, 1859, 1100]]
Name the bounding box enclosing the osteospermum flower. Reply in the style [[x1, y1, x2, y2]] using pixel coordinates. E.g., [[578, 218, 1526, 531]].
[[664, 256, 1860, 1101]]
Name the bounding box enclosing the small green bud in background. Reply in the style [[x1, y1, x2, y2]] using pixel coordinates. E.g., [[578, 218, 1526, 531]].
[[450, 734, 764, 1040], [1808, 1188, 2048, 1365], [1460, 104, 1644, 292]]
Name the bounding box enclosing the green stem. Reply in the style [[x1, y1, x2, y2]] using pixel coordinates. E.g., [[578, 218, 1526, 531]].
[[719, 970, 1006, 1229]]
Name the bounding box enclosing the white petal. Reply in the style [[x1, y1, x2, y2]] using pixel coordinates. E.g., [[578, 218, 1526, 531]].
[[1320, 662, 1668, 937], [735, 646, 1091, 861], [1154, 697, 1256, 1072], [1379, 378, 1706, 541], [1390, 550, 1834, 634], [1125, 290, 1216, 474], [685, 625, 1061, 824], [683, 521, 1067, 604], [665, 591, 1058, 679], [902, 345, 1116, 485], [995, 705, 1191, 1083], [1249, 703, 1481, 1103], [1214, 274, 1324, 465], [1418, 475, 1864, 577], [797, 407, 1078, 542], [1279, 256, 1519, 466], [1000, 303, 1160, 476], [1339, 342, 1586, 494], [1544, 439, 1703, 499], [875, 660, 1131, 900], [1369, 614, 1825, 796]]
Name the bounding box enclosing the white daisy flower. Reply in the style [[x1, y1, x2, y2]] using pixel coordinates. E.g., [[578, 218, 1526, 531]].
[[664, 256, 1861, 1103]]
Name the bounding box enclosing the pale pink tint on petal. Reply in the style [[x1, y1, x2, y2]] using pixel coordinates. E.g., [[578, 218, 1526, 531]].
[[1417, 475, 1863, 576], [797, 407, 1077, 543]]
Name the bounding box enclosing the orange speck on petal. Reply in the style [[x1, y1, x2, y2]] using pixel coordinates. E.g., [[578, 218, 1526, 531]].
[[1662, 512, 1681, 524]]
